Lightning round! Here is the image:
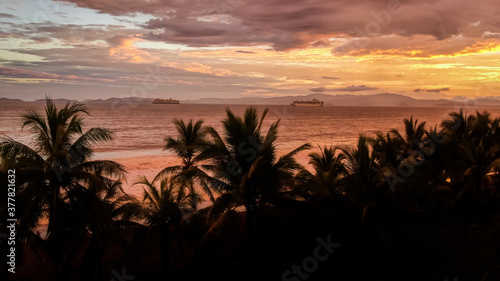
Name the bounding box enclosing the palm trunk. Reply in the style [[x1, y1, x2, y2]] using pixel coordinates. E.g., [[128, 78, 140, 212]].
[[49, 185, 70, 281], [51, 185, 64, 281]]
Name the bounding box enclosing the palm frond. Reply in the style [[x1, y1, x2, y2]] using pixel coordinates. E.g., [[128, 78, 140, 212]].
[[0, 137, 45, 168], [153, 165, 182, 183], [208, 192, 236, 218], [71, 128, 113, 161], [74, 160, 126, 181]]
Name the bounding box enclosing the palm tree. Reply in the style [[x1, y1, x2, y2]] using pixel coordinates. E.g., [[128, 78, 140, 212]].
[[201, 107, 310, 229], [118, 176, 196, 272], [294, 145, 346, 206], [377, 117, 447, 210], [123, 176, 198, 226], [340, 135, 387, 208], [441, 111, 500, 208], [0, 97, 126, 279], [370, 132, 404, 170], [154, 119, 213, 209], [441, 109, 478, 143], [458, 138, 500, 200], [390, 116, 427, 157]]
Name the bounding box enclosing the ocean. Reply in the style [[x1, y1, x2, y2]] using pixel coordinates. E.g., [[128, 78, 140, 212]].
[[2, 101, 500, 195]]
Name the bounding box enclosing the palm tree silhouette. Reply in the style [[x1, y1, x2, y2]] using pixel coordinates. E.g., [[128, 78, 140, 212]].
[[123, 176, 196, 226], [201, 107, 310, 231], [390, 116, 427, 156], [441, 111, 500, 212], [370, 132, 404, 170], [118, 176, 195, 273], [0, 97, 126, 279], [154, 119, 214, 209], [441, 109, 475, 141], [295, 145, 347, 206], [340, 135, 386, 208]]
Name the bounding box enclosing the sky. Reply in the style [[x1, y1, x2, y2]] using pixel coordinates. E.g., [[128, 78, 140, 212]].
[[0, 0, 500, 101]]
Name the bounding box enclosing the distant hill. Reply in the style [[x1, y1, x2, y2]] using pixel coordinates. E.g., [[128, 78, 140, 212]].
[[34, 98, 77, 103], [0, 97, 23, 102], [83, 97, 152, 103], [183, 93, 500, 107], [2, 94, 500, 107]]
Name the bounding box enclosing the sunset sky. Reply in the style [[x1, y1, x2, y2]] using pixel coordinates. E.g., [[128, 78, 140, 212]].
[[1, 0, 500, 101]]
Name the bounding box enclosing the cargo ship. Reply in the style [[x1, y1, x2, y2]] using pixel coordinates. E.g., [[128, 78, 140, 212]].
[[290, 99, 324, 106], [152, 98, 180, 104]]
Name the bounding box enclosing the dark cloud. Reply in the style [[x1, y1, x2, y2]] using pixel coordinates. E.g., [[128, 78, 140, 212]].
[[310, 85, 376, 93], [235, 50, 256, 53], [309, 87, 326, 92], [29, 36, 53, 43], [335, 85, 377, 92], [0, 13, 16, 18], [414, 88, 450, 93], [321, 76, 339, 80], [53, 0, 500, 51], [141, 16, 276, 48]]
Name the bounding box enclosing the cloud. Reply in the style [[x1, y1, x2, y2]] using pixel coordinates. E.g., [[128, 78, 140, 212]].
[[482, 31, 500, 39], [451, 96, 471, 101], [335, 85, 378, 92], [106, 35, 156, 63], [331, 35, 499, 58], [241, 89, 284, 96], [2, 0, 499, 102], [0, 13, 16, 18], [414, 87, 450, 93], [29, 36, 53, 43], [310, 84, 377, 93], [0, 67, 114, 83], [309, 87, 326, 92], [162, 62, 235, 77], [312, 40, 330, 48], [141, 16, 279, 48], [1, 22, 140, 46], [0, 39, 241, 91], [53, 0, 500, 52]]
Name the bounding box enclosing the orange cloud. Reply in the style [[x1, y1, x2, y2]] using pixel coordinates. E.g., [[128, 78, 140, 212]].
[[333, 36, 500, 59], [108, 35, 156, 63], [162, 61, 235, 77], [430, 41, 500, 58]]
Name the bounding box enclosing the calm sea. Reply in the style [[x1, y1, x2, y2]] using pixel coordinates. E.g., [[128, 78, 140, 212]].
[[2, 101, 500, 193]]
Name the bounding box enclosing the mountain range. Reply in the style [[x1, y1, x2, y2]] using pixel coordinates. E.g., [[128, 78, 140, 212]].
[[1, 93, 498, 107], [183, 93, 500, 107]]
